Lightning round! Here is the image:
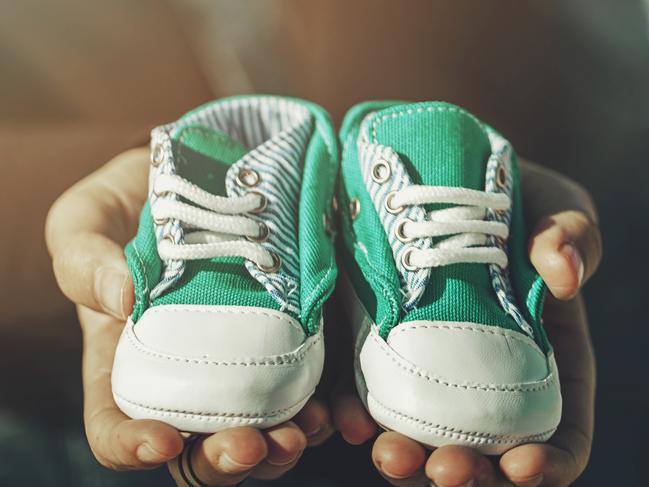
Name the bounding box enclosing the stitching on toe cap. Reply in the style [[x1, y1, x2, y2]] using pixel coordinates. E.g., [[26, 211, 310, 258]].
[[125, 322, 322, 366], [390, 322, 545, 359], [371, 332, 555, 393], [142, 305, 305, 334]]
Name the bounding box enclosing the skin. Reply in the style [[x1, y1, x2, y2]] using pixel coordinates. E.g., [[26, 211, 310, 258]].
[[45, 148, 601, 486]]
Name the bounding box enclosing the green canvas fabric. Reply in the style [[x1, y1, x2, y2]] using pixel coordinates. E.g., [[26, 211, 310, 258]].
[[338, 102, 403, 330], [297, 101, 340, 334], [338, 101, 549, 351], [151, 124, 278, 313], [125, 96, 339, 335]]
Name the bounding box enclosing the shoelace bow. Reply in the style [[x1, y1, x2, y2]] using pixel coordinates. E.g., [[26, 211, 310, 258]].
[[151, 174, 278, 272], [390, 185, 511, 270]]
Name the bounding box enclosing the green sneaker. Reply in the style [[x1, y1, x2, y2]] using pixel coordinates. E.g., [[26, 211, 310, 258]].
[[111, 95, 338, 433], [337, 101, 561, 454]]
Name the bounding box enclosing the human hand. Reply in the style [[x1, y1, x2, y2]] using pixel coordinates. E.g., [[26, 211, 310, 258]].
[[330, 159, 602, 487], [45, 147, 336, 485]]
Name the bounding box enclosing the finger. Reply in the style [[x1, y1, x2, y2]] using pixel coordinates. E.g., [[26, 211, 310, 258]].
[[248, 421, 307, 480], [45, 147, 149, 318], [528, 210, 602, 299], [79, 305, 183, 469], [292, 398, 335, 447], [54, 233, 135, 319], [372, 432, 428, 486], [543, 296, 595, 447], [500, 443, 580, 487], [499, 296, 594, 486], [323, 292, 378, 445], [187, 428, 268, 486], [520, 159, 602, 299], [425, 445, 504, 487], [330, 383, 377, 445]]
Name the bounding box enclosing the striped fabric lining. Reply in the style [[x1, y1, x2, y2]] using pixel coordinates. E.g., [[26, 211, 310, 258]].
[[148, 97, 313, 314], [485, 130, 535, 337], [357, 118, 433, 310]]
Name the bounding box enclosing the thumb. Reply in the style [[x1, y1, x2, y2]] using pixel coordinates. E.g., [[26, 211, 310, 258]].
[[528, 210, 602, 300], [45, 147, 149, 320], [50, 232, 134, 320]]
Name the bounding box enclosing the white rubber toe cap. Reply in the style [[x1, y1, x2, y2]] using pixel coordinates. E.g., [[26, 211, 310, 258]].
[[111, 305, 324, 433], [360, 321, 562, 454]]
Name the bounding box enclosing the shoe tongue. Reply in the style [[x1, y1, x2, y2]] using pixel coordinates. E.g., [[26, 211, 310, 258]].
[[365, 102, 491, 191], [171, 123, 249, 196]]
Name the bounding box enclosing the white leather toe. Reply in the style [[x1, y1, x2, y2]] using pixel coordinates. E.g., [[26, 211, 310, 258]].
[[111, 305, 324, 433], [359, 321, 562, 454], [132, 305, 306, 359]]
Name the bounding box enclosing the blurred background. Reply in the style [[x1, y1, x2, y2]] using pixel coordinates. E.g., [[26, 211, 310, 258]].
[[1, 0, 647, 485]]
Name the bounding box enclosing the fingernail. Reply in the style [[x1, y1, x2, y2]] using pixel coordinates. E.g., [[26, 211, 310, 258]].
[[561, 243, 584, 287], [95, 266, 128, 319], [305, 425, 322, 438], [266, 449, 303, 467], [305, 422, 332, 439], [136, 442, 167, 463], [219, 452, 258, 472], [378, 464, 411, 481]]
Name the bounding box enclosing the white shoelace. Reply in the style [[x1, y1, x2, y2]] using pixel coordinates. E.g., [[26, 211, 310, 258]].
[[393, 185, 511, 270], [151, 174, 276, 270]]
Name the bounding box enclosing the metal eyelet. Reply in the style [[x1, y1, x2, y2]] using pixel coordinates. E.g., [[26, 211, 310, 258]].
[[349, 198, 360, 221], [161, 233, 176, 245], [331, 196, 339, 214], [257, 251, 281, 273], [323, 213, 335, 237], [247, 222, 269, 243], [151, 144, 165, 167], [153, 187, 170, 198], [248, 191, 267, 214], [385, 191, 404, 214], [496, 165, 507, 189], [154, 216, 170, 225], [371, 159, 392, 184], [401, 247, 418, 271], [237, 169, 260, 188], [395, 219, 414, 243]]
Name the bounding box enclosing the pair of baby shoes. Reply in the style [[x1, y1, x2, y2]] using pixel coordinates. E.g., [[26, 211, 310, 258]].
[[111, 96, 561, 454]]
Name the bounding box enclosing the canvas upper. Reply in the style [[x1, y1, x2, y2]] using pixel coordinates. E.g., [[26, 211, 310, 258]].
[[111, 95, 338, 433], [337, 101, 561, 454]]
